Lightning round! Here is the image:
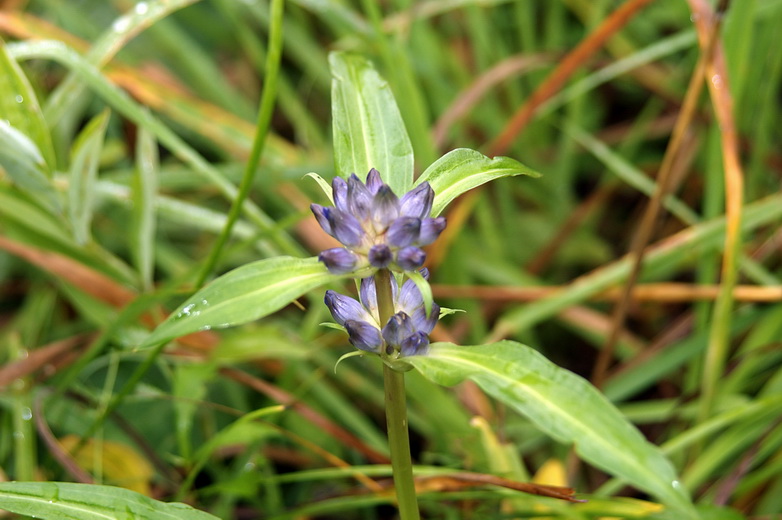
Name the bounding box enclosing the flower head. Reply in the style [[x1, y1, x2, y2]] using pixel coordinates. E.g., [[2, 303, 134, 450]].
[[324, 269, 439, 357], [311, 169, 447, 274]]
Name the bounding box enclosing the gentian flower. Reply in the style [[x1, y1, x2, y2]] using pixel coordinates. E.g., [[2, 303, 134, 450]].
[[324, 270, 439, 357], [311, 169, 447, 274]]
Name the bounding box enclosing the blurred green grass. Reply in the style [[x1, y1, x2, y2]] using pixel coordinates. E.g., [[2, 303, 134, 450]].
[[1, 0, 781, 518]]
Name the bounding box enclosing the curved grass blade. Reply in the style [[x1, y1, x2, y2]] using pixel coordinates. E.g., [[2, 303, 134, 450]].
[[68, 109, 110, 245], [408, 341, 698, 519], [44, 0, 198, 126], [8, 40, 302, 257], [131, 125, 159, 291], [0, 481, 219, 520], [416, 148, 541, 216], [141, 257, 345, 348], [0, 120, 62, 213], [0, 41, 56, 170], [329, 51, 414, 195]]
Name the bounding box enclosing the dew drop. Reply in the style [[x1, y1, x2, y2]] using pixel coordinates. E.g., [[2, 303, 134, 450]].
[[112, 17, 131, 32], [46, 486, 60, 503], [13, 431, 24, 440], [134, 2, 149, 15], [711, 74, 723, 89], [21, 407, 32, 421], [672, 479, 682, 490], [14, 95, 24, 103], [689, 13, 699, 22], [243, 462, 256, 471], [180, 303, 196, 316]]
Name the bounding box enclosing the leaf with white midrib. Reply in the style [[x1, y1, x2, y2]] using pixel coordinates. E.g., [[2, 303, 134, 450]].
[[0, 482, 219, 520], [140, 256, 345, 348], [409, 342, 698, 519], [416, 148, 541, 216]]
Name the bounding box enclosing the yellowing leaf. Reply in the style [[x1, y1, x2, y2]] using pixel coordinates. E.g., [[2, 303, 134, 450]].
[[60, 435, 153, 495], [533, 458, 568, 487]]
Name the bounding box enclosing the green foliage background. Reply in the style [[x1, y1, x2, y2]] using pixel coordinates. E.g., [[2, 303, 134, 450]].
[[0, 0, 781, 518]]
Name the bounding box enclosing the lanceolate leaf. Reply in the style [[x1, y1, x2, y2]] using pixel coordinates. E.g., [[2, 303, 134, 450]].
[[0, 120, 61, 213], [408, 342, 697, 519], [417, 148, 541, 216], [69, 109, 111, 245], [329, 51, 414, 195], [0, 481, 219, 520], [0, 42, 56, 171], [141, 257, 344, 348]]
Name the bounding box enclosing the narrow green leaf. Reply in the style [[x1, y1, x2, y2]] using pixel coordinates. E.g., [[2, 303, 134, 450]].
[[405, 269, 432, 318], [8, 40, 302, 257], [0, 120, 62, 213], [0, 185, 136, 285], [173, 363, 215, 460], [68, 109, 110, 245], [0, 481, 219, 520], [44, 0, 198, 127], [0, 42, 56, 171], [141, 257, 344, 348], [305, 172, 334, 203], [329, 51, 414, 195], [177, 405, 283, 500], [417, 148, 541, 216], [408, 342, 698, 519], [132, 125, 159, 291]]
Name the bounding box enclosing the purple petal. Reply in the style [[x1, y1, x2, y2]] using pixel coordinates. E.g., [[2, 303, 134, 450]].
[[324, 290, 371, 326], [371, 185, 400, 230], [396, 246, 426, 271], [398, 278, 423, 314], [400, 331, 429, 356], [400, 182, 434, 219], [318, 248, 358, 274], [417, 217, 446, 246], [332, 177, 349, 212], [387, 217, 420, 247], [366, 168, 384, 194], [347, 174, 373, 220], [368, 244, 393, 268], [359, 275, 397, 320], [410, 303, 440, 334], [310, 204, 332, 236], [381, 312, 415, 348], [345, 320, 383, 352], [329, 211, 364, 247], [359, 277, 378, 319], [419, 267, 430, 280]]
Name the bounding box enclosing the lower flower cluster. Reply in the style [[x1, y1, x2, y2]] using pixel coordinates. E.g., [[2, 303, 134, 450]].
[[324, 270, 439, 357]]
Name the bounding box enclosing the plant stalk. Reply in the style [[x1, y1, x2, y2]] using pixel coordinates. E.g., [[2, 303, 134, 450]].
[[195, 0, 286, 288], [375, 269, 420, 520]]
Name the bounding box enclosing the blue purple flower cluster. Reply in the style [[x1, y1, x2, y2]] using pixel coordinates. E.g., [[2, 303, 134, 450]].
[[311, 169, 446, 274], [324, 271, 439, 357], [312, 169, 447, 357]]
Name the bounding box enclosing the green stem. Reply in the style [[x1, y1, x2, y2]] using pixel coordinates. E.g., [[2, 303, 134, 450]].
[[375, 269, 420, 519], [195, 0, 285, 288]]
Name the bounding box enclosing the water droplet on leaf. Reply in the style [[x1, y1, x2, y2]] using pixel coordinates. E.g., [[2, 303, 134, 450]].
[[134, 2, 149, 15], [112, 17, 131, 32]]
